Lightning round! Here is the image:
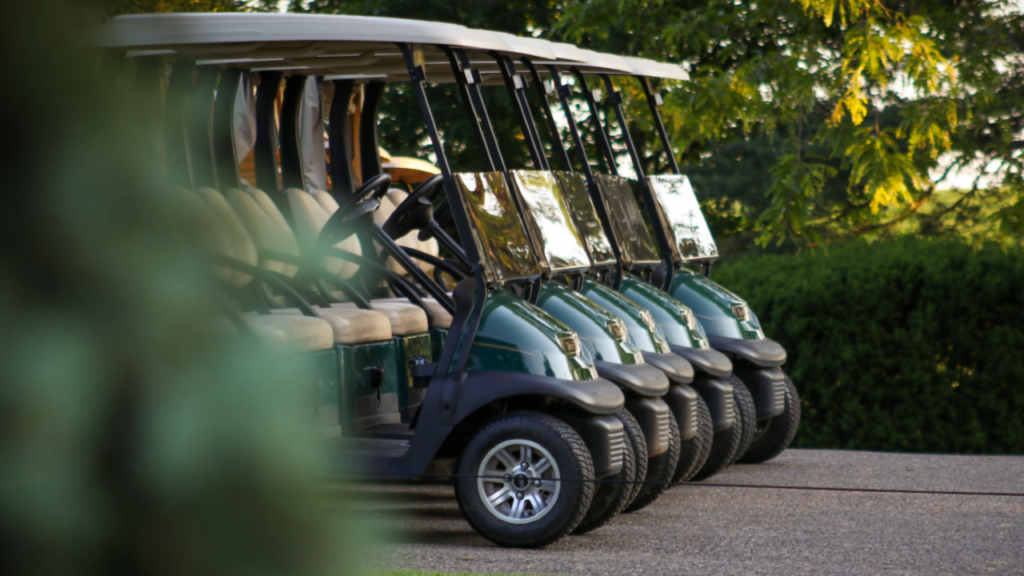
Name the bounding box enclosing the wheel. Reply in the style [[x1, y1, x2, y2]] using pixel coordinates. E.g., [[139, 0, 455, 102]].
[[455, 411, 595, 548], [740, 374, 801, 464], [572, 409, 638, 535], [623, 409, 680, 513], [726, 375, 756, 467], [672, 394, 713, 483], [690, 390, 743, 481], [620, 408, 648, 506]]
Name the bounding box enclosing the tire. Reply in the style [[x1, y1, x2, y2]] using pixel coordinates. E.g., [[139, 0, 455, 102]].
[[691, 392, 743, 481], [619, 408, 648, 506], [455, 411, 595, 548], [672, 394, 713, 483], [623, 409, 680, 513], [726, 375, 757, 467], [572, 409, 638, 534], [740, 374, 801, 464]]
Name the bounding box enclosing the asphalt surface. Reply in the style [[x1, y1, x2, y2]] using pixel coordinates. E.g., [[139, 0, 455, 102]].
[[342, 449, 1024, 575]]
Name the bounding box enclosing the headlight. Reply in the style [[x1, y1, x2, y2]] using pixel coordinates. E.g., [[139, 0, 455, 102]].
[[731, 303, 749, 321], [608, 319, 629, 342], [639, 310, 658, 334], [680, 308, 697, 331], [560, 334, 582, 356]]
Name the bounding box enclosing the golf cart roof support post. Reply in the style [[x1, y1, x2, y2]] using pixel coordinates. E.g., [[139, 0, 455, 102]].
[[360, 81, 386, 181], [639, 76, 680, 175], [212, 67, 242, 191], [279, 74, 308, 191], [164, 60, 196, 189], [455, 48, 506, 172], [397, 41, 486, 380], [253, 70, 283, 196], [186, 66, 221, 190], [570, 68, 618, 177], [329, 79, 357, 200], [132, 57, 165, 170], [548, 65, 625, 287], [491, 52, 548, 170], [522, 58, 573, 172], [600, 73, 677, 288], [439, 46, 496, 172], [504, 55, 551, 172]]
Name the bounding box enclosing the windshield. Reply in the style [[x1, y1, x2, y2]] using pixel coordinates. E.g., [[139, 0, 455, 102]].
[[647, 175, 718, 262], [508, 170, 592, 276], [454, 172, 541, 284], [593, 173, 660, 266], [554, 172, 617, 267]]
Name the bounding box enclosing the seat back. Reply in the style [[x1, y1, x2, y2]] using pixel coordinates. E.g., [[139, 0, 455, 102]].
[[195, 187, 258, 285], [286, 188, 362, 279], [224, 188, 301, 276]]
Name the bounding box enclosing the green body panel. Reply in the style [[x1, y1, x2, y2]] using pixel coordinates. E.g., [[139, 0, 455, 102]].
[[430, 327, 448, 363], [306, 348, 342, 437], [336, 340, 401, 431], [619, 274, 711, 349], [536, 282, 643, 365], [453, 287, 597, 381], [580, 278, 672, 354], [393, 333, 433, 411], [669, 269, 765, 340]]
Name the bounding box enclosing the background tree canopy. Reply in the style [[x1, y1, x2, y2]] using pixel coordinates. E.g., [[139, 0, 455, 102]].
[[101, 0, 1024, 257]]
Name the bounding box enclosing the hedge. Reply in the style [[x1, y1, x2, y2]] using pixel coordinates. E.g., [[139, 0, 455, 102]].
[[712, 238, 1024, 454]]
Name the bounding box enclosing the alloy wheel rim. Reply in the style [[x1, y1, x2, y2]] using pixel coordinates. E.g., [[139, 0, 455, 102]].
[[477, 439, 561, 525]]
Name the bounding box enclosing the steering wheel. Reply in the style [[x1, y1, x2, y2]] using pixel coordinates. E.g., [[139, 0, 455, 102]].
[[317, 173, 392, 248], [382, 173, 445, 240]]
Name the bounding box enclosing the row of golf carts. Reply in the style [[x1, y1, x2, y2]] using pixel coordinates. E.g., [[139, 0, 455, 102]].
[[95, 13, 800, 548]]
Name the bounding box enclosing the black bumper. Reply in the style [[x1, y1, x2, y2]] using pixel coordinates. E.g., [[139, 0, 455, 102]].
[[642, 351, 694, 385], [669, 345, 733, 378], [595, 360, 670, 397], [708, 335, 787, 368]]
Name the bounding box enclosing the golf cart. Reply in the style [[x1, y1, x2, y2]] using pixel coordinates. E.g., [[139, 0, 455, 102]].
[[97, 13, 629, 548], [605, 58, 801, 464]]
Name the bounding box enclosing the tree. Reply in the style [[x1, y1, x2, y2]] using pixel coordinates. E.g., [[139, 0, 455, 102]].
[[555, 0, 1024, 250]]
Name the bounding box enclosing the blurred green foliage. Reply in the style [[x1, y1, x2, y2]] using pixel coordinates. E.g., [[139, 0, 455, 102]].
[[0, 2, 371, 574], [713, 239, 1024, 453]]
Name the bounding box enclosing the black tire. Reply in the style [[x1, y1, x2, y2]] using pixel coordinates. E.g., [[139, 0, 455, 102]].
[[455, 411, 595, 548], [623, 410, 680, 513], [672, 394, 713, 483], [691, 389, 743, 481], [726, 375, 757, 467], [619, 408, 648, 506], [740, 374, 801, 464], [572, 409, 638, 534]]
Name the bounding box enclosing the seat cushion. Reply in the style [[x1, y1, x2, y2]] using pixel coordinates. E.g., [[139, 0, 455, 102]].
[[286, 188, 362, 279], [380, 297, 452, 329], [244, 314, 334, 353], [272, 307, 392, 345], [333, 300, 428, 336]]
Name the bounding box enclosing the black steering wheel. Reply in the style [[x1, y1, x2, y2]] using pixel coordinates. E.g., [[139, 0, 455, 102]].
[[317, 173, 392, 248], [382, 174, 445, 240]]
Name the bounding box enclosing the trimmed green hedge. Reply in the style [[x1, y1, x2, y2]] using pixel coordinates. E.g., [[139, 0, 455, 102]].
[[713, 239, 1024, 454]]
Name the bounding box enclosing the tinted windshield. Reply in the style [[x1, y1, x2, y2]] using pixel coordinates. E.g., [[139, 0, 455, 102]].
[[593, 173, 660, 266], [554, 172, 617, 267], [508, 170, 592, 275], [454, 172, 540, 283], [647, 175, 718, 262]]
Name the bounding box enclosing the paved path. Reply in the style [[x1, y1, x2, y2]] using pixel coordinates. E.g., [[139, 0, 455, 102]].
[[346, 449, 1024, 575]]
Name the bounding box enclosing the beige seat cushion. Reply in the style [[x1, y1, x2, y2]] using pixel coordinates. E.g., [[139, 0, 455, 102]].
[[272, 307, 392, 345], [286, 188, 362, 279], [225, 188, 301, 277], [333, 300, 428, 336], [380, 297, 452, 329], [196, 188, 258, 286], [243, 314, 334, 353]]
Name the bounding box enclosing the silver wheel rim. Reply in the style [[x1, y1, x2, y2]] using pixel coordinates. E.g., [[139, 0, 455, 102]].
[[477, 439, 561, 525]]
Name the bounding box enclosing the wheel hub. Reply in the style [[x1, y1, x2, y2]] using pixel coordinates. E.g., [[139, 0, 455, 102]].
[[477, 439, 561, 525]]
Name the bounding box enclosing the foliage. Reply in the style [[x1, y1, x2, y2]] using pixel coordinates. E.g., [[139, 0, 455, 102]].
[[556, 0, 1024, 250], [713, 239, 1024, 453], [0, 2, 371, 575]]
